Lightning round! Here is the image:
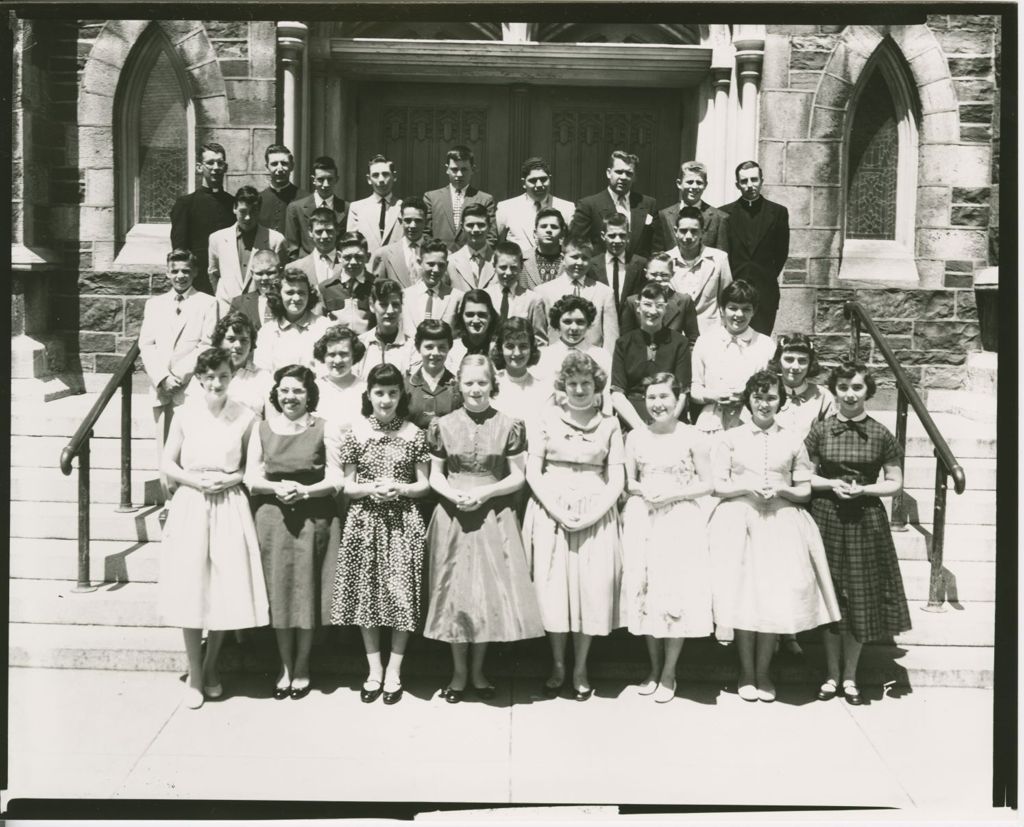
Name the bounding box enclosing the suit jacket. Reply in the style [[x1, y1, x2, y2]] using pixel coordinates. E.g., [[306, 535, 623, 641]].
[[719, 197, 789, 303], [423, 185, 497, 251], [666, 245, 733, 334], [484, 282, 549, 345], [258, 183, 305, 237], [208, 224, 286, 311], [447, 245, 497, 293], [346, 194, 402, 255], [284, 194, 349, 259], [401, 281, 464, 338], [569, 189, 658, 258], [138, 288, 219, 408], [229, 291, 266, 332], [369, 238, 421, 288], [619, 291, 700, 344], [535, 274, 619, 352], [495, 193, 575, 257], [590, 253, 648, 312], [653, 200, 731, 256], [290, 252, 375, 332]]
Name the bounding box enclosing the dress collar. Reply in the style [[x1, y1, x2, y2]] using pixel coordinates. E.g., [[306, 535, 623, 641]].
[[747, 420, 781, 435], [557, 404, 604, 433], [368, 413, 405, 432], [836, 411, 869, 422]]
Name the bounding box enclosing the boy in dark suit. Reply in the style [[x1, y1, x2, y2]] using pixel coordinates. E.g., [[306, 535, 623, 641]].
[[569, 150, 657, 259], [720, 161, 790, 335], [423, 145, 497, 251], [285, 155, 348, 260], [169, 142, 234, 295], [653, 161, 730, 255]]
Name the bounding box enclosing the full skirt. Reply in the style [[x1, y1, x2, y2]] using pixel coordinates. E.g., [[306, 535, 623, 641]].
[[159, 485, 270, 630], [708, 496, 841, 634]]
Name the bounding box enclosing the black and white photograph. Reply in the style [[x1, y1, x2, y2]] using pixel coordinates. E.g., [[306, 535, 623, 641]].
[[4, 1, 1016, 820]]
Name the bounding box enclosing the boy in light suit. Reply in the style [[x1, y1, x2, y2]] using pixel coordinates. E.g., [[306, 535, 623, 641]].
[[139, 250, 219, 502], [369, 196, 428, 288], [402, 239, 464, 337], [446, 203, 496, 292], [346, 154, 402, 256], [208, 186, 286, 312], [496, 156, 574, 258]]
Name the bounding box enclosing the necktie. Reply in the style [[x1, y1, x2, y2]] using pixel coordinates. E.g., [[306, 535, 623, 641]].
[[572, 279, 582, 297], [174, 293, 184, 315], [425, 289, 435, 319], [500, 287, 510, 322], [453, 189, 464, 229], [472, 253, 483, 284], [618, 196, 631, 229], [261, 297, 273, 323], [320, 254, 332, 283], [378, 197, 388, 236], [612, 257, 621, 309]]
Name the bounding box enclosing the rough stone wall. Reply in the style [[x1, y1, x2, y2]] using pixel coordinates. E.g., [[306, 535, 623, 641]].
[[44, 19, 278, 373], [762, 18, 999, 391]]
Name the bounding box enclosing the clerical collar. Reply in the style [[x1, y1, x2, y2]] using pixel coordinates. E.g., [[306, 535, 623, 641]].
[[270, 183, 294, 193], [742, 196, 762, 208], [200, 185, 222, 194]]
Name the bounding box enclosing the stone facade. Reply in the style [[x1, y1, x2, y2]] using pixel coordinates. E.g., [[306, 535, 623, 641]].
[[10, 17, 1003, 389]]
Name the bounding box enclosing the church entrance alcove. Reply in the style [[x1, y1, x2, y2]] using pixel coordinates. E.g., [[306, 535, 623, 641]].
[[353, 81, 687, 205]]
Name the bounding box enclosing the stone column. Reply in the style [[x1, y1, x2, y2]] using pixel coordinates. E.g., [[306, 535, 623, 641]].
[[277, 22, 308, 174], [709, 44, 734, 206], [732, 25, 765, 166], [501, 23, 535, 42]]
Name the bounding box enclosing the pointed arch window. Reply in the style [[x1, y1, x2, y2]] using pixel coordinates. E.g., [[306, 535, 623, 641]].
[[839, 40, 921, 282], [114, 26, 194, 261]]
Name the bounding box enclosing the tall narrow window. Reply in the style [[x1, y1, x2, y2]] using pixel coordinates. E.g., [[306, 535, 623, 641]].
[[846, 71, 899, 240], [114, 26, 194, 262], [838, 39, 921, 282]]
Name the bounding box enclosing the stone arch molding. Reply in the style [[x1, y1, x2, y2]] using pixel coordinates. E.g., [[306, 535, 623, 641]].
[[80, 20, 229, 130], [808, 24, 959, 143]]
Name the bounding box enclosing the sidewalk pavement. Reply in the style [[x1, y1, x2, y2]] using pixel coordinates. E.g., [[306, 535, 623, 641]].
[[4, 666, 996, 812]]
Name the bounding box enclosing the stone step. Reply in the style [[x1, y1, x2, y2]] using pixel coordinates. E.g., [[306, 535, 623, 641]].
[[11, 501, 165, 542], [6, 622, 993, 688], [12, 435, 159, 471], [9, 578, 994, 648], [870, 411, 996, 459], [891, 524, 995, 562], [882, 487, 995, 527], [11, 466, 162, 505], [8, 535, 995, 605], [13, 393, 158, 439], [901, 456, 996, 490], [925, 390, 998, 424], [10, 538, 161, 583]]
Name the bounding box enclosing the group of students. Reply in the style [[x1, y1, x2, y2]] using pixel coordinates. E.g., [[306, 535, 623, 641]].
[[149, 140, 910, 712]]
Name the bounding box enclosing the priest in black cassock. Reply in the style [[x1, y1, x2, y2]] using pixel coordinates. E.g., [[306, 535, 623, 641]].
[[720, 160, 790, 335], [169, 142, 234, 296], [258, 144, 306, 236]]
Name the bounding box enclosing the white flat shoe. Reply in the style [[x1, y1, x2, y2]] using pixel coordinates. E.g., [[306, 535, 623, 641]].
[[653, 683, 676, 704], [637, 680, 658, 696], [757, 687, 777, 703], [182, 686, 204, 709], [738, 684, 758, 702], [203, 683, 223, 700]]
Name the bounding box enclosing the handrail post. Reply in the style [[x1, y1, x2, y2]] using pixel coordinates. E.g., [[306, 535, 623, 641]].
[[850, 313, 861, 357], [922, 456, 949, 612], [72, 435, 98, 593], [890, 387, 909, 531], [115, 369, 138, 513]]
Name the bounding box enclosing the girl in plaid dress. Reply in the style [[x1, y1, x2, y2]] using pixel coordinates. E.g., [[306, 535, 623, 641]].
[[805, 360, 911, 706]]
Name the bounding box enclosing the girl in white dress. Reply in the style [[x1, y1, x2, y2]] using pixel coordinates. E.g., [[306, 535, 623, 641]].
[[159, 347, 270, 709], [622, 373, 714, 703]]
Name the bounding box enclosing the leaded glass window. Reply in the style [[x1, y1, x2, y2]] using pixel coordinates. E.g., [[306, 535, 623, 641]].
[[137, 49, 188, 223], [846, 71, 898, 241]]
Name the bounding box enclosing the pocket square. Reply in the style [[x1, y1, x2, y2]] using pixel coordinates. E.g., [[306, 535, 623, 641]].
[[644, 214, 654, 226]]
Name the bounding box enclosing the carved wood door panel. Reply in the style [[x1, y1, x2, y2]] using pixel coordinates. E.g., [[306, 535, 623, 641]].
[[356, 83, 511, 202]]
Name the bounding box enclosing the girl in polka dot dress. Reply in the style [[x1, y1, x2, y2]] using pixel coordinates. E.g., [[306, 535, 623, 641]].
[[328, 363, 431, 705]]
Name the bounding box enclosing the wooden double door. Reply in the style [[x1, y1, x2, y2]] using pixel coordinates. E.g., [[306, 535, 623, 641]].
[[355, 82, 689, 208]]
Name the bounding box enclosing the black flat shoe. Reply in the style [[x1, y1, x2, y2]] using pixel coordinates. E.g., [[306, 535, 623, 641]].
[[842, 680, 864, 706], [573, 687, 593, 702], [542, 679, 565, 698], [382, 685, 403, 705], [474, 684, 496, 700], [361, 680, 383, 703], [273, 686, 290, 700], [440, 686, 464, 704], [289, 684, 311, 700]]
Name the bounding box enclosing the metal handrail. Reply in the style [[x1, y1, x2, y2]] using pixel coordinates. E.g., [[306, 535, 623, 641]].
[[59, 340, 140, 591], [843, 300, 967, 611]]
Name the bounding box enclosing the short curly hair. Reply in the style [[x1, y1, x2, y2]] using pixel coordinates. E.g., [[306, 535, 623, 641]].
[[741, 368, 787, 413], [267, 269, 320, 320], [313, 324, 366, 364], [194, 347, 232, 376], [212, 311, 257, 350], [360, 362, 411, 418], [827, 359, 877, 401], [548, 294, 597, 330], [554, 350, 607, 394], [269, 364, 320, 414], [491, 317, 541, 370]]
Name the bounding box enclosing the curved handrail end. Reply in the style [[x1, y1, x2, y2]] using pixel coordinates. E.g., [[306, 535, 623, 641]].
[[950, 465, 967, 496], [59, 446, 75, 476]]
